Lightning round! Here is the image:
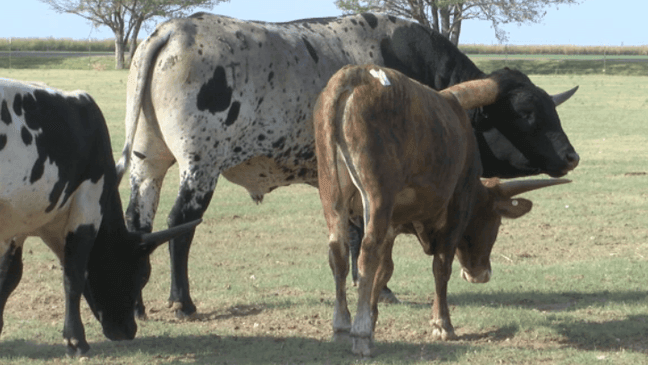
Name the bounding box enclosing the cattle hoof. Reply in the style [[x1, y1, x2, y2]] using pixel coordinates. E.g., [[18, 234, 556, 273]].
[[134, 308, 148, 320], [431, 326, 457, 341], [351, 335, 373, 357], [168, 301, 197, 319], [378, 287, 400, 304], [65, 339, 90, 358], [332, 330, 351, 343]]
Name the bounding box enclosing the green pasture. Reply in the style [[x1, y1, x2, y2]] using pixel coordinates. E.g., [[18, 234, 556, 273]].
[[1, 53, 648, 76], [0, 59, 646, 364]]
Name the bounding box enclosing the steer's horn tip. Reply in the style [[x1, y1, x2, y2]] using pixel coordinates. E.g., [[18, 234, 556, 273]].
[[552, 86, 579, 106], [498, 178, 572, 198]]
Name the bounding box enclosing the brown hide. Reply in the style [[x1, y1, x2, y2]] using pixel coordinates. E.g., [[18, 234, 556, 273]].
[[314, 65, 487, 356], [314, 64, 567, 356]]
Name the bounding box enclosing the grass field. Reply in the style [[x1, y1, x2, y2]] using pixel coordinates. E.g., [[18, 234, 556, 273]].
[[0, 60, 647, 364]]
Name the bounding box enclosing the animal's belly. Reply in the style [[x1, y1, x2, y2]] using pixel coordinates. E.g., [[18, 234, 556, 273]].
[[0, 165, 64, 241], [221, 155, 318, 203], [0, 197, 52, 242]]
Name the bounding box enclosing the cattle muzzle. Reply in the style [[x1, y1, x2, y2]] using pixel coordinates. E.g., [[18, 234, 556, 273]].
[[549, 150, 580, 178], [460, 267, 491, 284], [101, 317, 137, 341]]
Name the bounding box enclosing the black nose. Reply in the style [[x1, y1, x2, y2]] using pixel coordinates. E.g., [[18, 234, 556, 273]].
[[103, 321, 137, 341], [566, 151, 580, 170]]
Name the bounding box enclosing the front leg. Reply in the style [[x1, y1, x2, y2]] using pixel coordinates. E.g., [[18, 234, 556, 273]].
[[431, 253, 457, 341], [62, 227, 96, 356], [0, 240, 25, 336]]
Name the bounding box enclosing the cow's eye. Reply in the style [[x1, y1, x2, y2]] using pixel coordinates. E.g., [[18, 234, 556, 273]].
[[520, 110, 535, 127]]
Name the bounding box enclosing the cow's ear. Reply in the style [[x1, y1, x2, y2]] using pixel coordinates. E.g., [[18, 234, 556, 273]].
[[495, 198, 532, 219], [470, 107, 494, 132], [135, 219, 202, 256]]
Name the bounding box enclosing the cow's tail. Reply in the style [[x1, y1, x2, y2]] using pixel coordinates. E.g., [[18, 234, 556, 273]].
[[316, 66, 370, 228], [115, 29, 172, 186]]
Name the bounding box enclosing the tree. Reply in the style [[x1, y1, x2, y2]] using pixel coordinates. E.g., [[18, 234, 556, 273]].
[[40, 0, 228, 69], [335, 0, 581, 45]]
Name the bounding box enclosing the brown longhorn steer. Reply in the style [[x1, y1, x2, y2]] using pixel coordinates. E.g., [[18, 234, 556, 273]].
[[313, 65, 570, 356]]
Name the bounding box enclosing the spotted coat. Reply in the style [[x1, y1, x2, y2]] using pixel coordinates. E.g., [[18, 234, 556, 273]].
[[314, 65, 571, 355], [117, 12, 579, 317], [0, 78, 198, 356]]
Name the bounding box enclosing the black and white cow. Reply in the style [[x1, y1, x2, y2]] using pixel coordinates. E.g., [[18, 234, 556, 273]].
[[0, 78, 200, 356], [118, 12, 579, 318]]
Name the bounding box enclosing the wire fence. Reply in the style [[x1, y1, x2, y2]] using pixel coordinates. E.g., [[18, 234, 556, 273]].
[[1, 38, 646, 75]]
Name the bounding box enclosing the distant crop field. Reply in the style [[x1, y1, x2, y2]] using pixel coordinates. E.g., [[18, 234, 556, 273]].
[[2, 37, 647, 57], [460, 44, 648, 56], [0, 67, 646, 364], [2, 51, 647, 76]]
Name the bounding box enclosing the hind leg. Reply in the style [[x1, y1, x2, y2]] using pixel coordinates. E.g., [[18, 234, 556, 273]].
[[0, 238, 25, 336], [328, 215, 352, 342], [126, 140, 175, 319], [350, 220, 399, 304], [166, 164, 219, 318], [317, 150, 356, 342], [351, 203, 394, 357]]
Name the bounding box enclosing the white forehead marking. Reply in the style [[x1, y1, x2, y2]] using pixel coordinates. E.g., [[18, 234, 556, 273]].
[[369, 69, 391, 86]]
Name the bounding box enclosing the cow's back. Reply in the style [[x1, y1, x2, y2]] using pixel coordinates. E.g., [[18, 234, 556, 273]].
[[130, 13, 421, 198], [316, 65, 480, 226], [0, 79, 111, 242]]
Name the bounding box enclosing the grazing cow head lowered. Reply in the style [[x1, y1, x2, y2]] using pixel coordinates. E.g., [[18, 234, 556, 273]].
[[0, 78, 200, 357], [313, 65, 571, 356]]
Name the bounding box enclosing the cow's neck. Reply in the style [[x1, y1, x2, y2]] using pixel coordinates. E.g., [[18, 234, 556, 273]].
[[406, 26, 487, 90]]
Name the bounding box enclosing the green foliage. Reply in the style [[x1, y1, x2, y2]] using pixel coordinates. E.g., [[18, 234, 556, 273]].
[[335, 0, 381, 13]]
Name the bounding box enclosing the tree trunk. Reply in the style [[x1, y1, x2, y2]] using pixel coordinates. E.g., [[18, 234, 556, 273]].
[[115, 32, 125, 70], [407, 0, 428, 28], [450, 4, 463, 45], [439, 5, 451, 39], [431, 3, 439, 33], [128, 16, 144, 67]]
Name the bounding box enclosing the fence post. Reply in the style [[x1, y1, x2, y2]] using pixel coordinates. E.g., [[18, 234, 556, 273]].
[[87, 28, 93, 70]]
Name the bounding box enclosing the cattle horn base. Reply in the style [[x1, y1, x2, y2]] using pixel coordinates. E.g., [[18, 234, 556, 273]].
[[440, 78, 500, 110]]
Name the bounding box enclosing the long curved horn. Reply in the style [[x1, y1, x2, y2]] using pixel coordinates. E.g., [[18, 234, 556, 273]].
[[440, 78, 500, 110], [552, 86, 579, 107], [498, 179, 571, 198], [138, 219, 203, 254]]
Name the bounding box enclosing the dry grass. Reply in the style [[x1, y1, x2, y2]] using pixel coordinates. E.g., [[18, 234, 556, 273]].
[[0, 71, 647, 364]]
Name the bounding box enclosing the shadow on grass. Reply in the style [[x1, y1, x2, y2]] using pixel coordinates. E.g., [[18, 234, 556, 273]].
[[447, 289, 648, 353], [446, 289, 648, 312], [0, 333, 476, 363], [553, 314, 648, 354]]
